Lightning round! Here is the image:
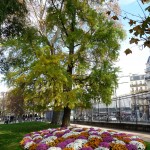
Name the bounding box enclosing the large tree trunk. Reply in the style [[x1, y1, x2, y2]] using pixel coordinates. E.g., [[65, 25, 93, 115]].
[[61, 1, 75, 127], [61, 106, 71, 127], [51, 110, 61, 125]]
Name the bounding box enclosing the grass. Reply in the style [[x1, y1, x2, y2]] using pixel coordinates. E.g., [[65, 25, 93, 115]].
[[0, 122, 150, 150], [145, 142, 150, 150], [0, 121, 59, 150]]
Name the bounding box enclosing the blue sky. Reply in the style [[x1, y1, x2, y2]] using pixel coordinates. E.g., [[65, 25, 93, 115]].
[[116, 0, 149, 76], [115, 0, 150, 95]]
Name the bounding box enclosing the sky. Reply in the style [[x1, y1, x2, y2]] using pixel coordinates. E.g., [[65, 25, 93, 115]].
[[117, 0, 149, 75], [0, 0, 149, 94], [115, 0, 149, 95]]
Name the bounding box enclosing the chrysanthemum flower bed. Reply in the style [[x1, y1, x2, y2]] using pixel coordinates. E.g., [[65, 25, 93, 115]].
[[20, 126, 146, 150]]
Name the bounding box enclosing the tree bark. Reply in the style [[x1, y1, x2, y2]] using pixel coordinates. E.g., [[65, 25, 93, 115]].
[[51, 110, 61, 125], [61, 1, 75, 127], [61, 106, 71, 127]]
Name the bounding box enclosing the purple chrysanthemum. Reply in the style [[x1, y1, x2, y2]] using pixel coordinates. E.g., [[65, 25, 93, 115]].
[[34, 139, 42, 143], [64, 130, 70, 134], [99, 142, 110, 148], [36, 143, 49, 150], [77, 136, 88, 140], [103, 136, 113, 142], [57, 138, 75, 149], [126, 144, 138, 150], [57, 142, 67, 149], [118, 133, 127, 136], [55, 132, 65, 138]]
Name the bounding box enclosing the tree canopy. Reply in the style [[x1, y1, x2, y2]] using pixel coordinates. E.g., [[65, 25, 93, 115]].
[[0, 0, 125, 126]]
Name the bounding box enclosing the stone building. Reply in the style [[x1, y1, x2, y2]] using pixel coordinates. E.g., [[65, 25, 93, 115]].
[[130, 74, 148, 94], [145, 56, 150, 90]]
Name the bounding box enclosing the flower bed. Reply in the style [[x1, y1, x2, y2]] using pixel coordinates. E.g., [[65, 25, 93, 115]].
[[20, 126, 146, 150]]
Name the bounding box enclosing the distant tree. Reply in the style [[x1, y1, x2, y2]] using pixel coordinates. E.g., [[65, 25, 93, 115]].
[[0, 0, 27, 38], [6, 88, 24, 117], [0, 92, 7, 118]]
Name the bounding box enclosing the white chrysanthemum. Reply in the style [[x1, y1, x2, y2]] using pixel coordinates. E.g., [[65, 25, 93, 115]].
[[61, 129, 69, 132], [130, 141, 146, 150], [109, 132, 117, 135], [23, 136, 32, 140], [32, 135, 43, 140], [48, 128, 52, 131], [67, 126, 73, 129], [89, 131, 99, 135], [74, 139, 88, 145], [47, 147, 62, 150], [88, 135, 102, 139], [62, 131, 80, 138], [95, 146, 109, 150], [24, 141, 35, 149], [48, 129, 57, 133], [112, 140, 125, 145], [130, 136, 140, 139], [41, 136, 57, 143], [113, 138, 118, 141], [52, 131, 63, 135], [71, 127, 83, 131], [67, 142, 83, 150]]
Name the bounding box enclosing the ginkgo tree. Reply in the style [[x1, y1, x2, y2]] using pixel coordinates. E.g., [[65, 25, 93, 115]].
[[45, 0, 124, 126], [0, 0, 125, 127]]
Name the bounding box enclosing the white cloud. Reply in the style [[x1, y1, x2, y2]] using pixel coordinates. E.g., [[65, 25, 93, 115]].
[[115, 40, 149, 75], [118, 0, 136, 6]]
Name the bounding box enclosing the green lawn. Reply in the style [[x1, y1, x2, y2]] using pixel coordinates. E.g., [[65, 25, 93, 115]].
[[145, 142, 150, 150], [0, 122, 150, 150], [0, 121, 59, 150]]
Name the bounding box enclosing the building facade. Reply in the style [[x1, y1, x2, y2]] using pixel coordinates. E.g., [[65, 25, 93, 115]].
[[130, 74, 148, 94], [145, 56, 150, 89]]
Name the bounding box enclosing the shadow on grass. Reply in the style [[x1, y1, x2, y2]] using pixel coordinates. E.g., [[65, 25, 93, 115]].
[[0, 121, 59, 150]]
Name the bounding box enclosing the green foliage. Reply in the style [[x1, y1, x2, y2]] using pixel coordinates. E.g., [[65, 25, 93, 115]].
[[0, 0, 124, 116], [6, 87, 25, 116], [0, 0, 27, 38]]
